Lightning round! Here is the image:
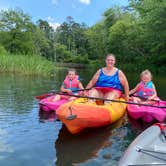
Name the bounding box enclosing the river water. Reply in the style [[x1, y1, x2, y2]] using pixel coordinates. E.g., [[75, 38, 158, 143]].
[[0, 69, 165, 166]]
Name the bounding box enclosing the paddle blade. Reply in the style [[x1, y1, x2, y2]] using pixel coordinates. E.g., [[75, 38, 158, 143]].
[[66, 114, 77, 120], [35, 93, 52, 100]]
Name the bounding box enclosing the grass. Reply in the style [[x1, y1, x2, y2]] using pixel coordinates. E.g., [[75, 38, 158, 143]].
[[0, 53, 55, 76]]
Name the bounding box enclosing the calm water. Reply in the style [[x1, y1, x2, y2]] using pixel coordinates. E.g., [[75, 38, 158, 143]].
[[0, 70, 165, 166]]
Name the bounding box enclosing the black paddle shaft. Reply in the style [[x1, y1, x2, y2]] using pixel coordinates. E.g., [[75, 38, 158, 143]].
[[54, 93, 166, 109]]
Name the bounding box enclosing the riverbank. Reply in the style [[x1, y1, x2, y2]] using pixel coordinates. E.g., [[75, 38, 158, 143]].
[[0, 53, 165, 76], [88, 57, 166, 75], [0, 54, 55, 76]]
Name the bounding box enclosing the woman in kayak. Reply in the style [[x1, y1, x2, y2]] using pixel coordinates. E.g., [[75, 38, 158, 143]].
[[85, 54, 129, 103], [129, 69, 158, 103], [53, 68, 84, 101]]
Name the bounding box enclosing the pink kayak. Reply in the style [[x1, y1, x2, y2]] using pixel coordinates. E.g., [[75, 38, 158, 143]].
[[127, 99, 166, 122], [39, 95, 68, 112]]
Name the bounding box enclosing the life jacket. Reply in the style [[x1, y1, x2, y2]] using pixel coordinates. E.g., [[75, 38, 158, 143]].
[[135, 81, 155, 98], [95, 68, 123, 91], [63, 75, 80, 92]]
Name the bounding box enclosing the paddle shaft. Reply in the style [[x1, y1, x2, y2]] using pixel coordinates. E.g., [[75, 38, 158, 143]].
[[50, 88, 91, 94], [54, 92, 166, 109], [36, 88, 91, 100], [131, 94, 160, 102]]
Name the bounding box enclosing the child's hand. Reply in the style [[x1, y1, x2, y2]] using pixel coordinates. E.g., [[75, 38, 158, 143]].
[[148, 96, 153, 100], [83, 90, 89, 96], [66, 89, 72, 94]]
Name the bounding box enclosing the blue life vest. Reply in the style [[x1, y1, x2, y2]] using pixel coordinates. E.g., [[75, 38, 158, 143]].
[[136, 81, 154, 98], [95, 69, 123, 91]]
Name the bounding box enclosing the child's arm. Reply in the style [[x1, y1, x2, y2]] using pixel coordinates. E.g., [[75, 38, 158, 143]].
[[60, 84, 72, 94], [148, 84, 157, 100], [129, 84, 139, 95]]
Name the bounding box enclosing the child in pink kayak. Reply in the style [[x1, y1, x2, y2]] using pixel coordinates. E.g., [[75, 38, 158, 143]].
[[53, 68, 84, 101], [129, 69, 158, 104]]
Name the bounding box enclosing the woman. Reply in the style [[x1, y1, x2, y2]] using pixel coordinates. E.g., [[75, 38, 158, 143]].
[[85, 54, 129, 103]]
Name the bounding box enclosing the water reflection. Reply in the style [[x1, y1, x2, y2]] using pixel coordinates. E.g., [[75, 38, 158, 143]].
[[55, 118, 125, 166], [39, 110, 57, 123], [0, 72, 165, 166], [127, 114, 157, 131]]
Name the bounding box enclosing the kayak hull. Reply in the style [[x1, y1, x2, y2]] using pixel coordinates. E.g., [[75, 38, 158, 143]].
[[39, 95, 68, 112], [127, 100, 166, 122], [56, 98, 127, 134], [118, 123, 166, 166]]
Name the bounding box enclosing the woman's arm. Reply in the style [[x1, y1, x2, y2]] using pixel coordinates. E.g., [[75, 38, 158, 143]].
[[119, 70, 129, 101], [78, 81, 84, 90], [86, 69, 100, 89]]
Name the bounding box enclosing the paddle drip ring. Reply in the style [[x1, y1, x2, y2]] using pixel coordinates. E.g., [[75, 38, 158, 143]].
[[66, 105, 77, 120]]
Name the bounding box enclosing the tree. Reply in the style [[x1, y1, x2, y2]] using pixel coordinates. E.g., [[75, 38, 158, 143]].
[[0, 8, 37, 54]]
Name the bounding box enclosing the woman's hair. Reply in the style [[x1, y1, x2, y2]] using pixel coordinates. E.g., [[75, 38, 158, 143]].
[[140, 69, 152, 80], [106, 53, 116, 60]]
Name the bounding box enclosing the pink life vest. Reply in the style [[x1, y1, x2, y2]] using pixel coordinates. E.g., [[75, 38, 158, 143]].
[[135, 81, 155, 98], [63, 75, 80, 90]]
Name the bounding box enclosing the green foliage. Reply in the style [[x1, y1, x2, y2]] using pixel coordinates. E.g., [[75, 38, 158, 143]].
[[0, 53, 54, 75], [54, 43, 72, 62], [0, 1, 166, 75], [129, 0, 166, 55], [69, 54, 89, 64], [55, 16, 88, 59], [84, 23, 108, 60], [0, 45, 7, 54], [0, 8, 36, 54]]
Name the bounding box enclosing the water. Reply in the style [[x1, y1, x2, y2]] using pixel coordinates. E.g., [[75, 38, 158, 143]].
[[0, 70, 165, 166]]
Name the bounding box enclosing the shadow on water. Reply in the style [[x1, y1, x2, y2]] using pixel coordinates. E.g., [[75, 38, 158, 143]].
[[55, 118, 126, 166], [38, 110, 57, 123], [127, 114, 160, 132]]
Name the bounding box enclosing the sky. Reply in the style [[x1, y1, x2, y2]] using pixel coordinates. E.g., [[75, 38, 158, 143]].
[[0, 0, 129, 29]]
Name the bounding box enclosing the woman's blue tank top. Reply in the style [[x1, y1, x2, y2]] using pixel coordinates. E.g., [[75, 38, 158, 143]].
[[95, 68, 123, 91]]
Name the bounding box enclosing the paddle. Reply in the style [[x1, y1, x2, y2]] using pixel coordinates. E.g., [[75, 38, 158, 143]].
[[54, 92, 166, 109], [131, 94, 160, 102], [35, 88, 91, 100]]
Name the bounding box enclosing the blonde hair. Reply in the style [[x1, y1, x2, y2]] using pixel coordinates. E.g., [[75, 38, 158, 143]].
[[106, 53, 116, 60], [140, 69, 152, 80]]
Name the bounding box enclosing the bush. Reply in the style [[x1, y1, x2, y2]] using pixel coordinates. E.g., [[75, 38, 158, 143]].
[[0, 45, 8, 55], [71, 54, 90, 64]]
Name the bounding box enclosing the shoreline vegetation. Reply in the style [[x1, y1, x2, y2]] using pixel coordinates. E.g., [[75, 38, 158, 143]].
[[0, 0, 165, 75], [0, 53, 165, 76], [0, 53, 55, 76]]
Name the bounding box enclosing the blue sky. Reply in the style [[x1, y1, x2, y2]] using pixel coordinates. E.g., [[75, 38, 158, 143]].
[[0, 0, 129, 29]]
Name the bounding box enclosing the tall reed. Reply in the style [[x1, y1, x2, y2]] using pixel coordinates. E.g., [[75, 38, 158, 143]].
[[0, 54, 55, 76]]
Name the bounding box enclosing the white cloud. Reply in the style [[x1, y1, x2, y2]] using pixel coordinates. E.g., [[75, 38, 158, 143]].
[[47, 16, 60, 30], [0, 4, 8, 11], [47, 16, 54, 22], [52, 0, 59, 6], [49, 22, 61, 31], [79, 0, 91, 5]]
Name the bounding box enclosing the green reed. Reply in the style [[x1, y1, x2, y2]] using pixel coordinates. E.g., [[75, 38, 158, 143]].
[[0, 54, 55, 76]]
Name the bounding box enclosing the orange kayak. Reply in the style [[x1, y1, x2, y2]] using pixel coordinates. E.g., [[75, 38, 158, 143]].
[[56, 98, 127, 134]]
